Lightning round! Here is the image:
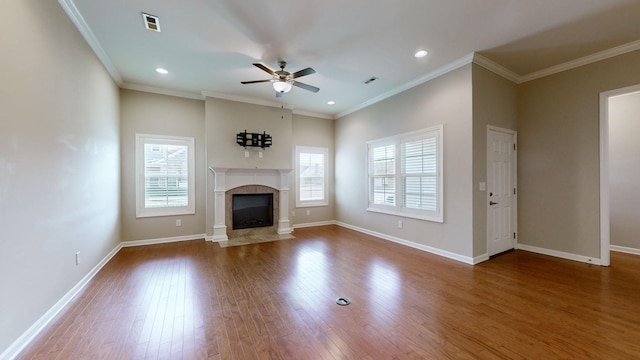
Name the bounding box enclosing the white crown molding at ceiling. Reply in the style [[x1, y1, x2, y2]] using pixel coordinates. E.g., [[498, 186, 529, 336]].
[[121, 82, 205, 100], [57, 0, 122, 85], [336, 53, 476, 119], [519, 39, 640, 83], [472, 54, 521, 83], [201, 91, 295, 111], [292, 109, 334, 120]]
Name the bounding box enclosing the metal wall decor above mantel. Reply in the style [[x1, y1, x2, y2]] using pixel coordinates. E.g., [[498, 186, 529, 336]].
[[236, 130, 272, 149]]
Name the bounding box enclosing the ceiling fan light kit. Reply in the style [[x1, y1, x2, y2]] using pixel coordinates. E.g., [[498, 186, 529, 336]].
[[273, 81, 292, 93]]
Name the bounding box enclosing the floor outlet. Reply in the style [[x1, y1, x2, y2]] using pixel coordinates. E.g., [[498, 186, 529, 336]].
[[75, 251, 80, 266]]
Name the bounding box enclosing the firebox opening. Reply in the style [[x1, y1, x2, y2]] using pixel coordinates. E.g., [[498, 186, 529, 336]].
[[232, 193, 274, 230]]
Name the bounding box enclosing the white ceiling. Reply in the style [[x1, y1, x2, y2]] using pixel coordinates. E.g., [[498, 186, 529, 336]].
[[62, 0, 640, 118]]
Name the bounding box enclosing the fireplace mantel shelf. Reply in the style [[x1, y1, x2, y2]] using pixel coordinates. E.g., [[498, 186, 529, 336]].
[[209, 166, 292, 241]]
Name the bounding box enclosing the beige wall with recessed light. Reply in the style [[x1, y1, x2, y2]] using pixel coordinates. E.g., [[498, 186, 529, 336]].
[[608, 91, 640, 251], [518, 49, 640, 259], [119, 89, 206, 241], [335, 65, 475, 259], [0, 0, 120, 354]]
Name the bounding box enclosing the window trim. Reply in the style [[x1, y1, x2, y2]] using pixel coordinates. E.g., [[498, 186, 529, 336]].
[[135, 134, 195, 218], [366, 125, 443, 223], [295, 146, 329, 208]]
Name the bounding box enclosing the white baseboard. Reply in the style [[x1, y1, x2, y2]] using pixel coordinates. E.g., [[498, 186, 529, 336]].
[[473, 253, 490, 264], [1, 233, 206, 360], [1, 243, 122, 360], [293, 220, 337, 229], [121, 234, 207, 248], [516, 243, 602, 265], [336, 221, 476, 265], [610, 245, 640, 256]]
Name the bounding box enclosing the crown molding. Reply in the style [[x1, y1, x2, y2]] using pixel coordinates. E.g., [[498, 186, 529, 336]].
[[202, 91, 295, 110], [519, 39, 640, 83], [472, 54, 521, 83], [57, 0, 122, 85], [121, 82, 204, 100], [292, 109, 334, 120], [336, 53, 475, 119]]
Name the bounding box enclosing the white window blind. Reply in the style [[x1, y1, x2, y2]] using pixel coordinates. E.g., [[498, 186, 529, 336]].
[[136, 134, 195, 217], [369, 143, 396, 206], [296, 146, 329, 207], [143, 143, 188, 208], [402, 135, 437, 212], [367, 125, 443, 222]]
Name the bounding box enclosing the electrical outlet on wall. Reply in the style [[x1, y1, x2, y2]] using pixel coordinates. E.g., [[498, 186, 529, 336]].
[[306, 209, 310, 216], [176, 219, 182, 227]]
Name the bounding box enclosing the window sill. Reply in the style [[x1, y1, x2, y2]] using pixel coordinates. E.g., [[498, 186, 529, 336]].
[[366, 207, 443, 223], [136, 208, 195, 218], [296, 202, 329, 208]]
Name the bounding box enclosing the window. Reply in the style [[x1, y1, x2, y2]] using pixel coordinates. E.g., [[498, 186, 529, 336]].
[[136, 134, 195, 217], [367, 125, 443, 222], [296, 146, 329, 207]]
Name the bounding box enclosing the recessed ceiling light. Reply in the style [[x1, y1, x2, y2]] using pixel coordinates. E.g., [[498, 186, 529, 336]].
[[414, 50, 428, 58], [327, 101, 335, 105], [156, 68, 168, 74]]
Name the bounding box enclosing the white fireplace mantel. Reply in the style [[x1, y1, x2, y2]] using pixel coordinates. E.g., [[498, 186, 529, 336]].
[[208, 167, 292, 241]]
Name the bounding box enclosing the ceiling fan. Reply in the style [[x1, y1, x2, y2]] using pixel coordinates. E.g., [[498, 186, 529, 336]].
[[241, 60, 319, 97]]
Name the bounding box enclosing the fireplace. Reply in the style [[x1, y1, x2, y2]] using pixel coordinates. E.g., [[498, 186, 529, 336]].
[[232, 193, 274, 230], [209, 167, 292, 241]]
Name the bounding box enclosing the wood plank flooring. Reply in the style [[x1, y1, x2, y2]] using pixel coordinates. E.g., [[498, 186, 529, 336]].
[[17, 225, 640, 359]]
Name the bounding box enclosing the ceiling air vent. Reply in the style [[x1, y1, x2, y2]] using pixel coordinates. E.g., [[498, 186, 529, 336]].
[[364, 76, 378, 84], [142, 13, 161, 32]]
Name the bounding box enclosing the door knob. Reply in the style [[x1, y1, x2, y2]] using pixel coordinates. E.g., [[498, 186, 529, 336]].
[[489, 201, 498, 205]]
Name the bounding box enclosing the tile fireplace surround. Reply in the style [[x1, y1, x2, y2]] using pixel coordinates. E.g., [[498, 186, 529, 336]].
[[209, 167, 292, 241]]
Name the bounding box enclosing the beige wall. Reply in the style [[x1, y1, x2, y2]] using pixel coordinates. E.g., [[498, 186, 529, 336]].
[[119, 89, 206, 241], [335, 65, 474, 258], [205, 98, 293, 170], [0, 0, 120, 354], [291, 114, 336, 226], [471, 64, 518, 257], [205, 97, 294, 235], [609, 91, 640, 250], [518, 50, 640, 259]]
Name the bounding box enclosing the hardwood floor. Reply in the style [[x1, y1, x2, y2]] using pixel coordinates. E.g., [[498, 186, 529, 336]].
[[17, 225, 640, 359]]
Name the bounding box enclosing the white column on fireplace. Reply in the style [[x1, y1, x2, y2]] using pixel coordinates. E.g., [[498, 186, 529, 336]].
[[209, 167, 293, 241]]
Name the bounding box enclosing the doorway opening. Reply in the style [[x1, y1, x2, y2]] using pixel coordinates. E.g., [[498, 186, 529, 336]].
[[599, 83, 640, 266]]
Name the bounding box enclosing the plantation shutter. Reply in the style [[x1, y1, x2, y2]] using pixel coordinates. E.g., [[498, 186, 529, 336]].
[[369, 143, 396, 206], [143, 143, 189, 208], [401, 134, 438, 212], [299, 151, 325, 201]]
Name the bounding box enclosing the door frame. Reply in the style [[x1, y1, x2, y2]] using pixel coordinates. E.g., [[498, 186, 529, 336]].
[[599, 83, 640, 267], [486, 125, 518, 256]]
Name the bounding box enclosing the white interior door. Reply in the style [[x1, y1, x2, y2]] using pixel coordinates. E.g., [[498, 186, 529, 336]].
[[487, 127, 517, 256]]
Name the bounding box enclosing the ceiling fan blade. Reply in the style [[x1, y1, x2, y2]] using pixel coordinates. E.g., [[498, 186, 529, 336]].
[[292, 81, 319, 93], [241, 79, 271, 84], [253, 63, 275, 75], [291, 67, 316, 79]]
